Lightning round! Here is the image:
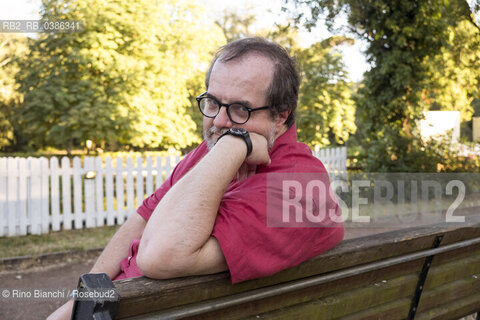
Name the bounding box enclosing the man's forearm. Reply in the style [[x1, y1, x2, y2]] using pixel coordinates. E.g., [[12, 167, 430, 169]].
[[137, 136, 248, 276], [90, 213, 146, 278]]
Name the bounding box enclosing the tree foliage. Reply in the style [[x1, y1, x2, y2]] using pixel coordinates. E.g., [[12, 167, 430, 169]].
[[289, 0, 480, 171], [215, 10, 257, 42], [269, 27, 357, 147], [15, 0, 224, 152], [296, 36, 356, 146], [0, 34, 28, 150], [421, 20, 480, 121]]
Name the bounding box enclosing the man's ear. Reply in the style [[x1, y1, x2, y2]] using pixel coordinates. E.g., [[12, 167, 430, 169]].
[[276, 110, 290, 126]]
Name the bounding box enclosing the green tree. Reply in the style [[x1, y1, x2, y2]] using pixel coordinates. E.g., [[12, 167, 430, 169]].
[[421, 20, 480, 121], [184, 69, 211, 149], [289, 0, 480, 171], [296, 36, 356, 147], [265, 26, 356, 146], [0, 34, 28, 150], [16, 0, 224, 153], [215, 10, 257, 42]]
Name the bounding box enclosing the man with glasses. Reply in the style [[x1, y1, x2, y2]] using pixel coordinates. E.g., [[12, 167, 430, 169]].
[[49, 37, 343, 320]]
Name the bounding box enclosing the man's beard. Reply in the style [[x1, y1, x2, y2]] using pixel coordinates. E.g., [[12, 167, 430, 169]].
[[204, 126, 228, 150], [203, 124, 277, 151]]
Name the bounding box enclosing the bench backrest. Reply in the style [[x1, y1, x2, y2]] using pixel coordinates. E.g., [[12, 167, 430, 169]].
[[105, 217, 480, 319]]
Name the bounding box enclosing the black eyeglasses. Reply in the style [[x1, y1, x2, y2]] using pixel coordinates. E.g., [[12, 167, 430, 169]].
[[196, 92, 270, 124]]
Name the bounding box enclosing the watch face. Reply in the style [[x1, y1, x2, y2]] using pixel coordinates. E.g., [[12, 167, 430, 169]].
[[230, 127, 247, 135]]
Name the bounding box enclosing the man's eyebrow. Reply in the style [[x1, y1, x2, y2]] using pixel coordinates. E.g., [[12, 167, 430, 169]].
[[205, 92, 253, 108], [204, 92, 216, 99], [235, 99, 253, 108]]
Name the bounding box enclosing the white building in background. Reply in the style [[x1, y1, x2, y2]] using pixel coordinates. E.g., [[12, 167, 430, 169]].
[[473, 117, 480, 142], [420, 111, 460, 142]]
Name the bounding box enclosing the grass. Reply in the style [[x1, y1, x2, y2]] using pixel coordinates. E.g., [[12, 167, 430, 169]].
[[0, 225, 120, 259]]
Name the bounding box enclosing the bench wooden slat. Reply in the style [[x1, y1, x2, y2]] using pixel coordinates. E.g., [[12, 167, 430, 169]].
[[216, 273, 416, 320], [337, 298, 411, 320], [290, 274, 416, 319], [189, 260, 424, 319], [425, 249, 480, 290], [419, 276, 480, 314], [415, 293, 480, 320], [428, 240, 480, 266]]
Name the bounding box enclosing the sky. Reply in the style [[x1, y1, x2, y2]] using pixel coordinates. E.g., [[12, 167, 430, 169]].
[[1, 0, 370, 81]]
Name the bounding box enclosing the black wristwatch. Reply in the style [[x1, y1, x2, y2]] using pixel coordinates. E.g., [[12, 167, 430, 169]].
[[217, 128, 252, 157]]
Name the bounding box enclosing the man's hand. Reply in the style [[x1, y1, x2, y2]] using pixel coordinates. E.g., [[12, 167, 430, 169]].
[[47, 214, 146, 320], [245, 132, 271, 166], [236, 132, 270, 181], [47, 299, 74, 320]]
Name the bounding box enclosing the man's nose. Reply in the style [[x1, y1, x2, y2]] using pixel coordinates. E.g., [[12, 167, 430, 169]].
[[213, 107, 233, 128]]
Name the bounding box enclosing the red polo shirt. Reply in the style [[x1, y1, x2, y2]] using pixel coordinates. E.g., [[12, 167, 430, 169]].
[[114, 124, 344, 283]]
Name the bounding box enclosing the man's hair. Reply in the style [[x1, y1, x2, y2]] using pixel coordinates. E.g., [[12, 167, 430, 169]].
[[205, 37, 300, 128]]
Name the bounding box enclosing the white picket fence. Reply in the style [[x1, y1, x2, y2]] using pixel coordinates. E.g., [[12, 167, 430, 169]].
[[313, 146, 347, 179], [0, 147, 346, 237]]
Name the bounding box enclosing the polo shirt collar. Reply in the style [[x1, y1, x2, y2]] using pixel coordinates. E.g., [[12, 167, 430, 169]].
[[270, 123, 297, 153]]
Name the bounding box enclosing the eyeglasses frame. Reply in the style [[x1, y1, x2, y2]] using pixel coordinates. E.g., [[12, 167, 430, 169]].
[[196, 92, 270, 125]]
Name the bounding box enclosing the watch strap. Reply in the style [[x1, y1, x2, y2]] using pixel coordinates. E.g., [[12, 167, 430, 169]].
[[217, 129, 252, 157]]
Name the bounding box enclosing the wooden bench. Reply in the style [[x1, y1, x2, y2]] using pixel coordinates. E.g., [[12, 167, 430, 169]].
[[72, 215, 480, 319]]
